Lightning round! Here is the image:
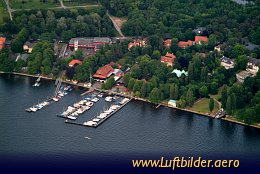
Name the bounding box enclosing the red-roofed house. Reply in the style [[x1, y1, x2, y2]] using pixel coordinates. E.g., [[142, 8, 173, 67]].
[[93, 64, 114, 81], [161, 52, 176, 67], [194, 36, 208, 44], [164, 39, 172, 48], [178, 40, 194, 49], [69, 59, 83, 67], [128, 39, 147, 50], [0, 37, 6, 50]]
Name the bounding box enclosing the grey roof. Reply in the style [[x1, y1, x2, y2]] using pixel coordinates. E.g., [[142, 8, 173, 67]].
[[69, 37, 112, 45], [18, 54, 29, 62], [220, 56, 233, 64], [93, 37, 111, 43], [69, 38, 93, 45], [248, 57, 260, 66], [24, 41, 34, 48], [193, 27, 207, 34]]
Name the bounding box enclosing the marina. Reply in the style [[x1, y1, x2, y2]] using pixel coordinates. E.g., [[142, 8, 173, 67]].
[[65, 97, 132, 128], [25, 84, 73, 112]]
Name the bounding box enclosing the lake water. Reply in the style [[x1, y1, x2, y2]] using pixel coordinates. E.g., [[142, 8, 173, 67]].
[[0, 74, 259, 158]]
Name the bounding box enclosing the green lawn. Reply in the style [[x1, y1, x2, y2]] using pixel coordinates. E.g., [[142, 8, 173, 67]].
[[63, 0, 98, 6], [0, 1, 8, 25], [9, 0, 59, 9], [188, 98, 220, 114]]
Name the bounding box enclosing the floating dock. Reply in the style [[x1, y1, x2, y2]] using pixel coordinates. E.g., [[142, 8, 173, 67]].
[[65, 97, 132, 128]]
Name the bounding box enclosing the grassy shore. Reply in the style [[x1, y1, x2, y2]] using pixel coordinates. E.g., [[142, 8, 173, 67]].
[[9, 0, 59, 9], [1, 71, 259, 129]]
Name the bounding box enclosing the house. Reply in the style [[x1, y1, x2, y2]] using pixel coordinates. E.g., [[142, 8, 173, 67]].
[[161, 52, 176, 67], [220, 56, 235, 69], [168, 100, 177, 108], [194, 36, 209, 44], [214, 44, 222, 52], [68, 59, 82, 67], [178, 36, 208, 49], [172, 69, 188, 77], [68, 37, 112, 51], [236, 71, 252, 83], [0, 37, 6, 50], [164, 39, 172, 48], [128, 39, 147, 50], [23, 41, 34, 53], [93, 64, 114, 82], [246, 57, 260, 75], [178, 40, 194, 49]]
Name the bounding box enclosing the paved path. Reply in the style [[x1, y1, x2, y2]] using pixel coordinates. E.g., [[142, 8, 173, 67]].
[[3, 0, 12, 20], [59, 0, 65, 9], [107, 11, 125, 38]]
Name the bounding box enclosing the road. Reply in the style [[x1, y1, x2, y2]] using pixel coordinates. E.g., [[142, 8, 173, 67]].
[[59, 0, 65, 9], [106, 11, 125, 38], [3, 0, 12, 20]]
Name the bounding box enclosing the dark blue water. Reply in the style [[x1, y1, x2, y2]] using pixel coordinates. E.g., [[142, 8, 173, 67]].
[[0, 74, 259, 157]]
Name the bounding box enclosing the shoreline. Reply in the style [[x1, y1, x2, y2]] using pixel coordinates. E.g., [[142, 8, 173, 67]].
[[1, 71, 259, 129]]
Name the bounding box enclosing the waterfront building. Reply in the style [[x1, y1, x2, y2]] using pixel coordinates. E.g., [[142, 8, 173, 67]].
[[168, 100, 177, 108]]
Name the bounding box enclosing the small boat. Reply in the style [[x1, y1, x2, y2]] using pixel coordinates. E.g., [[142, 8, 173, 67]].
[[97, 93, 103, 97], [53, 97, 59, 102], [84, 137, 91, 139], [91, 98, 99, 102], [67, 116, 77, 120], [105, 96, 112, 102]]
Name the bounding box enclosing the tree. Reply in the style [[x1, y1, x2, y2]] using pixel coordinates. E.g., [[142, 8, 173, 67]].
[[200, 67, 208, 82], [236, 55, 248, 70], [199, 85, 208, 98], [209, 98, 214, 112], [170, 84, 179, 100], [127, 78, 136, 91], [74, 49, 84, 61], [149, 88, 161, 103], [186, 89, 195, 107], [226, 96, 232, 115], [141, 82, 147, 97], [221, 85, 228, 109], [188, 62, 194, 82]]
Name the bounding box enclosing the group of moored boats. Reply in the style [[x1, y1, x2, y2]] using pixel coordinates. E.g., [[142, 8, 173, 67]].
[[105, 95, 119, 102], [26, 101, 50, 112], [52, 85, 73, 102], [83, 98, 130, 127], [58, 96, 100, 120]]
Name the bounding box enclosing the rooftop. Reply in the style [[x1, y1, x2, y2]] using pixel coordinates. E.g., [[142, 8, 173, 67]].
[[68, 59, 83, 67]]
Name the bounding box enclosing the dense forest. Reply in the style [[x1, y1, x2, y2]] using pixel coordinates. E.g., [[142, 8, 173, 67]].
[[101, 0, 260, 46], [0, 7, 116, 42]]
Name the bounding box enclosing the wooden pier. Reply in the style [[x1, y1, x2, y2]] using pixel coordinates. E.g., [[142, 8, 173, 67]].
[[65, 97, 132, 128]]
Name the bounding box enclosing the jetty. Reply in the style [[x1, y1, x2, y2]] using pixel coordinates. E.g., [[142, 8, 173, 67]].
[[65, 97, 132, 128]]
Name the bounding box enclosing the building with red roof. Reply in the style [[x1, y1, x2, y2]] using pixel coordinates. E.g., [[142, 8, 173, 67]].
[[194, 36, 208, 44], [93, 64, 114, 81], [161, 52, 176, 67], [0, 37, 6, 50], [128, 39, 147, 50], [178, 40, 194, 49], [178, 36, 208, 49], [68, 59, 82, 67], [164, 39, 172, 48]]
